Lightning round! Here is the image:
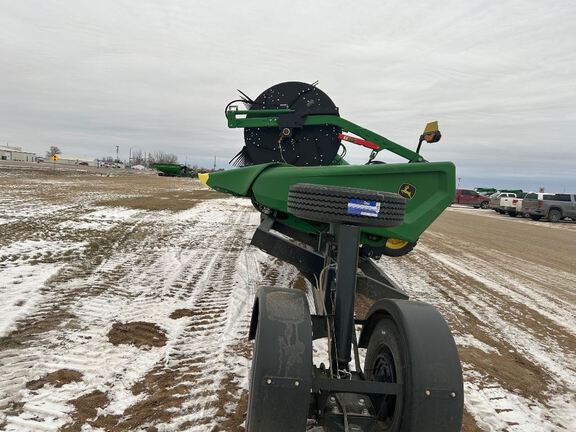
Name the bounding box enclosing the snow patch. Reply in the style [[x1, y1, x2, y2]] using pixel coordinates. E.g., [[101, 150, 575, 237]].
[[83, 207, 143, 221], [0, 264, 63, 337], [0, 239, 86, 260], [454, 334, 499, 354], [464, 367, 575, 432]]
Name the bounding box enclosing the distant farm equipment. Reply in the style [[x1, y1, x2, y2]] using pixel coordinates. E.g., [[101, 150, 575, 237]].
[[150, 163, 193, 177]]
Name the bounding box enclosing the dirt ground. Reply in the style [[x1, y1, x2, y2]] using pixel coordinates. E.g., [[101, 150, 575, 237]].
[[388, 207, 575, 431], [0, 167, 574, 431]]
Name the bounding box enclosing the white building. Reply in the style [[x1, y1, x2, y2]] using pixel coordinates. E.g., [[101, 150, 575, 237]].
[[0, 145, 36, 162]]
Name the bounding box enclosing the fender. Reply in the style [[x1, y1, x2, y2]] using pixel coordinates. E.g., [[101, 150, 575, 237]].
[[359, 299, 464, 432], [249, 286, 311, 341], [246, 286, 313, 432]]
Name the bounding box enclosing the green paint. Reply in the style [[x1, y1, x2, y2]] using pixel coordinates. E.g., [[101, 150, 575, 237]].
[[226, 109, 424, 162], [205, 162, 455, 244], [205, 107, 456, 249]]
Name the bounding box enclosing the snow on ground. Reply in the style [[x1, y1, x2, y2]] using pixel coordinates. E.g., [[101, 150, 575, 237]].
[[57, 208, 144, 231], [0, 264, 63, 337], [0, 188, 281, 431], [463, 372, 575, 432], [0, 239, 88, 337], [380, 234, 576, 432], [0, 201, 70, 221], [0, 172, 574, 431], [0, 239, 87, 262]]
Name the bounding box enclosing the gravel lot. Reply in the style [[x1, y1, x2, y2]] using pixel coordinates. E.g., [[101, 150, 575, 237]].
[[1, 168, 574, 431]]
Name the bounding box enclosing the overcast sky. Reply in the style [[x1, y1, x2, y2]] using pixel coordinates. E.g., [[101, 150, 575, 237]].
[[1, 0, 575, 191]]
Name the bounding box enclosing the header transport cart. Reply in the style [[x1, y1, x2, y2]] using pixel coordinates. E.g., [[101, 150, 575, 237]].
[[200, 82, 463, 432]]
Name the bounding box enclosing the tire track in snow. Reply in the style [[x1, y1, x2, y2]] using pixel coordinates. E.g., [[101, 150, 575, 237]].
[[379, 231, 575, 431], [0, 198, 265, 431], [424, 231, 576, 325], [110, 209, 270, 431], [0, 213, 165, 429]]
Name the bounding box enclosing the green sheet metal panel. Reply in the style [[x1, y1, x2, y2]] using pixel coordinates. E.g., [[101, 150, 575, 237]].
[[251, 162, 455, 243], [203, 163, 278, 196], [205, 162, 455, 243]]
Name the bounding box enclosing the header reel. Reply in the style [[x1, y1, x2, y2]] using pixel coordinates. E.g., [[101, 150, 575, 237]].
[[227, 81, 441, 167], [229, 81, 342, 166]]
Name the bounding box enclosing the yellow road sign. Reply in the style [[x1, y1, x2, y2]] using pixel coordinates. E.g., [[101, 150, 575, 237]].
[[51, 154, 59, 161]]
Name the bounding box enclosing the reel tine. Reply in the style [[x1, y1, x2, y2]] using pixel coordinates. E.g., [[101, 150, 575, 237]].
[[237, 89, 254, 103], [229, 147, 251, 167]]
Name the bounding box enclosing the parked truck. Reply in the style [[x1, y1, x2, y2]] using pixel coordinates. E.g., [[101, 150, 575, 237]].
[[505, 192, 552, 217], [505, 195, 525, 217], [522, 193, 576, 222], [489, 192, 518, 214]]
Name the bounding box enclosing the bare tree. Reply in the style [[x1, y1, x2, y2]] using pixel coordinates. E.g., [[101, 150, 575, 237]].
[[148, 152, 178, 164], [46, 146, 61, 158], [104, 150, 178, 167], [130, 150, 147, 166]]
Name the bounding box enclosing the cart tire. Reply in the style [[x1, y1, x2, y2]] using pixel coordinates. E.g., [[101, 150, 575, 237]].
[[246, 287, 312, 432], [548, 209, 562, 223], [288, 183, 405, 227], [361, 300, 463, 432]]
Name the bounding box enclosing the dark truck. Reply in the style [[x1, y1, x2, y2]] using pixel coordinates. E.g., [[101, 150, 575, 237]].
[[454, 189, 490, 208], [522, 193, 576, 222]]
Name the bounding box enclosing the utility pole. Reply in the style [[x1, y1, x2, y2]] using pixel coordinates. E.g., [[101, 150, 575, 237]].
[[115, 145, 119, 163], [213, 156, 216, 171]]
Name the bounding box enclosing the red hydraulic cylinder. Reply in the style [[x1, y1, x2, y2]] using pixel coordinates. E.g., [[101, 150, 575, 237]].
[[338, 133, 379, 150]]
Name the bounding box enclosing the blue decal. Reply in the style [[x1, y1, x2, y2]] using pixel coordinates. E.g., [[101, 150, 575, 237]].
[[347, 199, 380, 217]]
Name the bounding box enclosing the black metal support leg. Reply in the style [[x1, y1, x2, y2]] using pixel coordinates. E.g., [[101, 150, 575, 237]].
[[333, 224, 361, 370], [250, 216, 324, 285]]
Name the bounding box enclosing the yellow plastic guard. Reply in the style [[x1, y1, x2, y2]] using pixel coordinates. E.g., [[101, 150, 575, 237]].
[[198, 173, 209, 186]]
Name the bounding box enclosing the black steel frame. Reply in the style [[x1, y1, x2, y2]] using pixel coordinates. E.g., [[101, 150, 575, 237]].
[[250, 216, 409, 427], [249, 215, 464, 432]]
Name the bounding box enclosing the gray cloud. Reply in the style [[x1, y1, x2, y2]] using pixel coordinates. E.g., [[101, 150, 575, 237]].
[[1, 0, 575, 190]]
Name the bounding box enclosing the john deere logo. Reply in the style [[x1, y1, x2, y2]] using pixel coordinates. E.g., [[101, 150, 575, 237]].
[[399, 183, 416, 200]]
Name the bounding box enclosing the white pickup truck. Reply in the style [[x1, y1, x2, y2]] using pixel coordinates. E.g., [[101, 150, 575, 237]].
[[489, 192, 517, 214], [504, 196, 525, 217], [503, 192, 549, 217]]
